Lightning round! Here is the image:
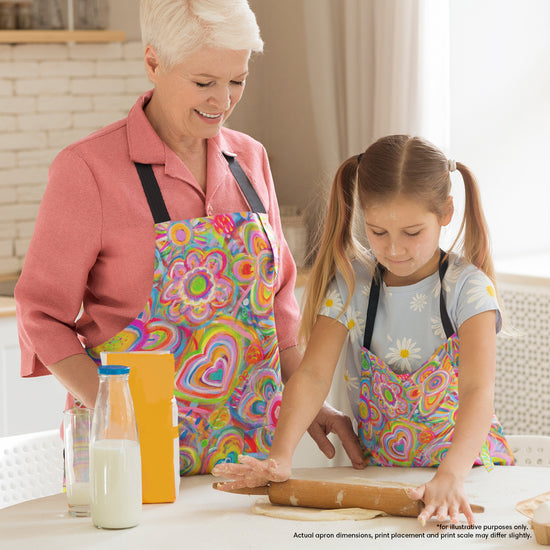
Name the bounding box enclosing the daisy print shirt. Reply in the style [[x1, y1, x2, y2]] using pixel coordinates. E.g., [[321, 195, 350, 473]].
[[318, 252, 502, 420]]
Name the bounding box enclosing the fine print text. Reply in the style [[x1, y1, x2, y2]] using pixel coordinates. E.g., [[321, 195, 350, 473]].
[[292, 522, 532, 544]]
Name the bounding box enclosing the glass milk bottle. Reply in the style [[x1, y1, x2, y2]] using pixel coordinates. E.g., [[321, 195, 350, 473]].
[[90, 365, 142, 529]]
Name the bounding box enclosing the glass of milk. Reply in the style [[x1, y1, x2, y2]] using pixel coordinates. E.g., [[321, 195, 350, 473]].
[[63, 407, 93, 517], [90, 365, 142, 529]]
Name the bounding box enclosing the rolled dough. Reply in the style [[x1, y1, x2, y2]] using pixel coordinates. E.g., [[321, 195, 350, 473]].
[[251, 497, 386, 521]]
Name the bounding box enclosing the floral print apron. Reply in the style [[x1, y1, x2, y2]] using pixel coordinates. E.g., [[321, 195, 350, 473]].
[[88, 155, 282, 475], [358, 252, 514, 470]]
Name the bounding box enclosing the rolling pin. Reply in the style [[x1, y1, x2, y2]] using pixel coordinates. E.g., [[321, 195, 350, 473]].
[[213, 479, 485, 518]]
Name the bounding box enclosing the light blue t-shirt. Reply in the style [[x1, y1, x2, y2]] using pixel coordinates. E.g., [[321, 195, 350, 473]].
[[319, 252, 502, 420]]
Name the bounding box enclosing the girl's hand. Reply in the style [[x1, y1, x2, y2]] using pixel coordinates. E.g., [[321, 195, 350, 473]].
[[406, 470, 475, 526], [211, 454, 291, 491]]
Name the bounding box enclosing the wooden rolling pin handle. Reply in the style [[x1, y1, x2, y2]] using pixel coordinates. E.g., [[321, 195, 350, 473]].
[[469, 504, 485, 513], [268, 480, 485, 517], [268, 479, 421, 517], [212, 480, 484, 515]]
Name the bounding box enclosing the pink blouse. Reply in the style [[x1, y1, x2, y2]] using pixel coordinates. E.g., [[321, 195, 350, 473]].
[[15, 90, 300, 377]]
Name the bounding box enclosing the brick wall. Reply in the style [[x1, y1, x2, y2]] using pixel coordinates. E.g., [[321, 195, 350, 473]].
[[0, 41, 150, 276]]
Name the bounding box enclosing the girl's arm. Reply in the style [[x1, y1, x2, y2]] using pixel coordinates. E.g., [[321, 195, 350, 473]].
[[408, 310, 496, 525], [212, 315, 349, 488], [279, 346, 364, 468]]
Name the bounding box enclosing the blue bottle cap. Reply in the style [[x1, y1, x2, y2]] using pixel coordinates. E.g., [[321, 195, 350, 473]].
[[98, 365, 130, 375]]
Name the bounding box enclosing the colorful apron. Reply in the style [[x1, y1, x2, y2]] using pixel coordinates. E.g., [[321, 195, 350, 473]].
[[357, 251, 514, 470], [88, 155, 282, 475]]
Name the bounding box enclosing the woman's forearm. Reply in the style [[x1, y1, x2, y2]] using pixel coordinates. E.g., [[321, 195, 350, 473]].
[[46, 353, 100, 409]]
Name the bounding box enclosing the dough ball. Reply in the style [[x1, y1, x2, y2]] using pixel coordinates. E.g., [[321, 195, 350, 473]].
[[534, 501, 550, 525]]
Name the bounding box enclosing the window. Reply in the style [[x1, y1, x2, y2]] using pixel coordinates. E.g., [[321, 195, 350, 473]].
[[449, 0, 550, 276]]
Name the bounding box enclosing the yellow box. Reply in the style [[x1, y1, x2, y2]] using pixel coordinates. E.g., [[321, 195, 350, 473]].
[[100, 351, 178, 503]]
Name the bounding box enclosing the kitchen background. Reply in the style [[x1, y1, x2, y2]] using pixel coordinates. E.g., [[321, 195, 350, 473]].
[[1, 0, 550, 279], [0, 1, 549, 442]]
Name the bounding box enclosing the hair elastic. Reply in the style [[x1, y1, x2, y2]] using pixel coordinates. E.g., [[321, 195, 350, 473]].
[[448, 159, 457, 172], [357, 153, 363, 165]]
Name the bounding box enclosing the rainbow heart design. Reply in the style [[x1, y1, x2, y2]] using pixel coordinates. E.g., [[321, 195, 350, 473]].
[[176, 330, 242, 405], [380, 422, 417, 466], [233, 366, 282, 426]]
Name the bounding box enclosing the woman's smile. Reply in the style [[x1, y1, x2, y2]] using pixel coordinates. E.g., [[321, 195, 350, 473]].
[[194, 109, 223, 123]]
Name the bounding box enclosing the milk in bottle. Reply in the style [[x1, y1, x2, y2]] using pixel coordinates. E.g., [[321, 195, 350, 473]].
[[90, 365, 142, 529]]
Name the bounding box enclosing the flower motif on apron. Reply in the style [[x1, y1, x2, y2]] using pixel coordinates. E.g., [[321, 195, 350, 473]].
[[357, 252, 514, 470], [88, 155, 282, 475]]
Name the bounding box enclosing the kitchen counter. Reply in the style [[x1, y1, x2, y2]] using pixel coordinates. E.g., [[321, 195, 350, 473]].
[[0, 296, 16, 317], [0, 275, 16, 317], [0, 465, 545, 550]]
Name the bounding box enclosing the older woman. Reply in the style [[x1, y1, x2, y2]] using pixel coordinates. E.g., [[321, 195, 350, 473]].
[[15, 0, 363, 474]]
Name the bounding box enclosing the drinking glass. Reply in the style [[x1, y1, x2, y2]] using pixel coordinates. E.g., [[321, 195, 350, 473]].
[[63, 408, 93, 517]]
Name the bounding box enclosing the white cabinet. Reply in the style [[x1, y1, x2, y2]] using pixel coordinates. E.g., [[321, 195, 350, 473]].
[[0, 316, 66, 436]]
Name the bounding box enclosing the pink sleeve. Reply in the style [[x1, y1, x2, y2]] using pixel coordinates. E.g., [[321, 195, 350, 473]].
[[15, 148, 102, 377], [260, 147, 300, 351]]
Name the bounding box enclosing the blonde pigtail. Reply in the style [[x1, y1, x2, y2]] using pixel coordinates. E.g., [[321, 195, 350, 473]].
[[454, 162, 496, 286], [298, 156, 361, 347]]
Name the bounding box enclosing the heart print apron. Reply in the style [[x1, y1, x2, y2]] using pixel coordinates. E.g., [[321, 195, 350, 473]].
[[357, 252, 514, 469], [88, 154, 282, 475]]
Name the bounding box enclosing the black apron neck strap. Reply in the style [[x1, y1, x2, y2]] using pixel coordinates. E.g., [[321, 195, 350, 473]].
[[362, 249, 454, 351], [222, 153, 266, 214], [362, 262, 384, 350], [438, 250, 455, 339], [134, 162, 171, 224], [134, 154, 266, 224]]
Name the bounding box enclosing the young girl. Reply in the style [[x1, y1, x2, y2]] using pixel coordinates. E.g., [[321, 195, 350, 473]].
[[213, 135, 514, 525]]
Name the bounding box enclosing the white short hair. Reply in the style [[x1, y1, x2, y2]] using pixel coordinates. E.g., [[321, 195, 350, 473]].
[[140, 0, 264, 69]]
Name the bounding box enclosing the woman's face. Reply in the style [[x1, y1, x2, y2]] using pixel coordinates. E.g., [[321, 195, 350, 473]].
[[145, 45, 250, 142], [364, 195, 453, 286]]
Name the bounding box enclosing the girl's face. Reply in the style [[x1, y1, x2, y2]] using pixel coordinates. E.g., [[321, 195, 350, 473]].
[[364, 195, 453, 286]]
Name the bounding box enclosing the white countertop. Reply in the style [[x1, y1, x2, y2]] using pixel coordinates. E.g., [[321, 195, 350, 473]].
[[0, 465, 546, 550]]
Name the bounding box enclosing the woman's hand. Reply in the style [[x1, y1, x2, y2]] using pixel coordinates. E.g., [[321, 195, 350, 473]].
[[406, 470, 475, 526], [211, 455, 291, 491], [307, 402, 366, 470]]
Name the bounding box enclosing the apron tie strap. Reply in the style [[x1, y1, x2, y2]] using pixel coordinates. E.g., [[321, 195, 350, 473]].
[[363, 249, 455, 351], [222, 153, 266, 214], [134, 155, 266, 224], [363, 263, 383, 350], [438, 252, 455, 339], [135, 163, 171, 224]]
